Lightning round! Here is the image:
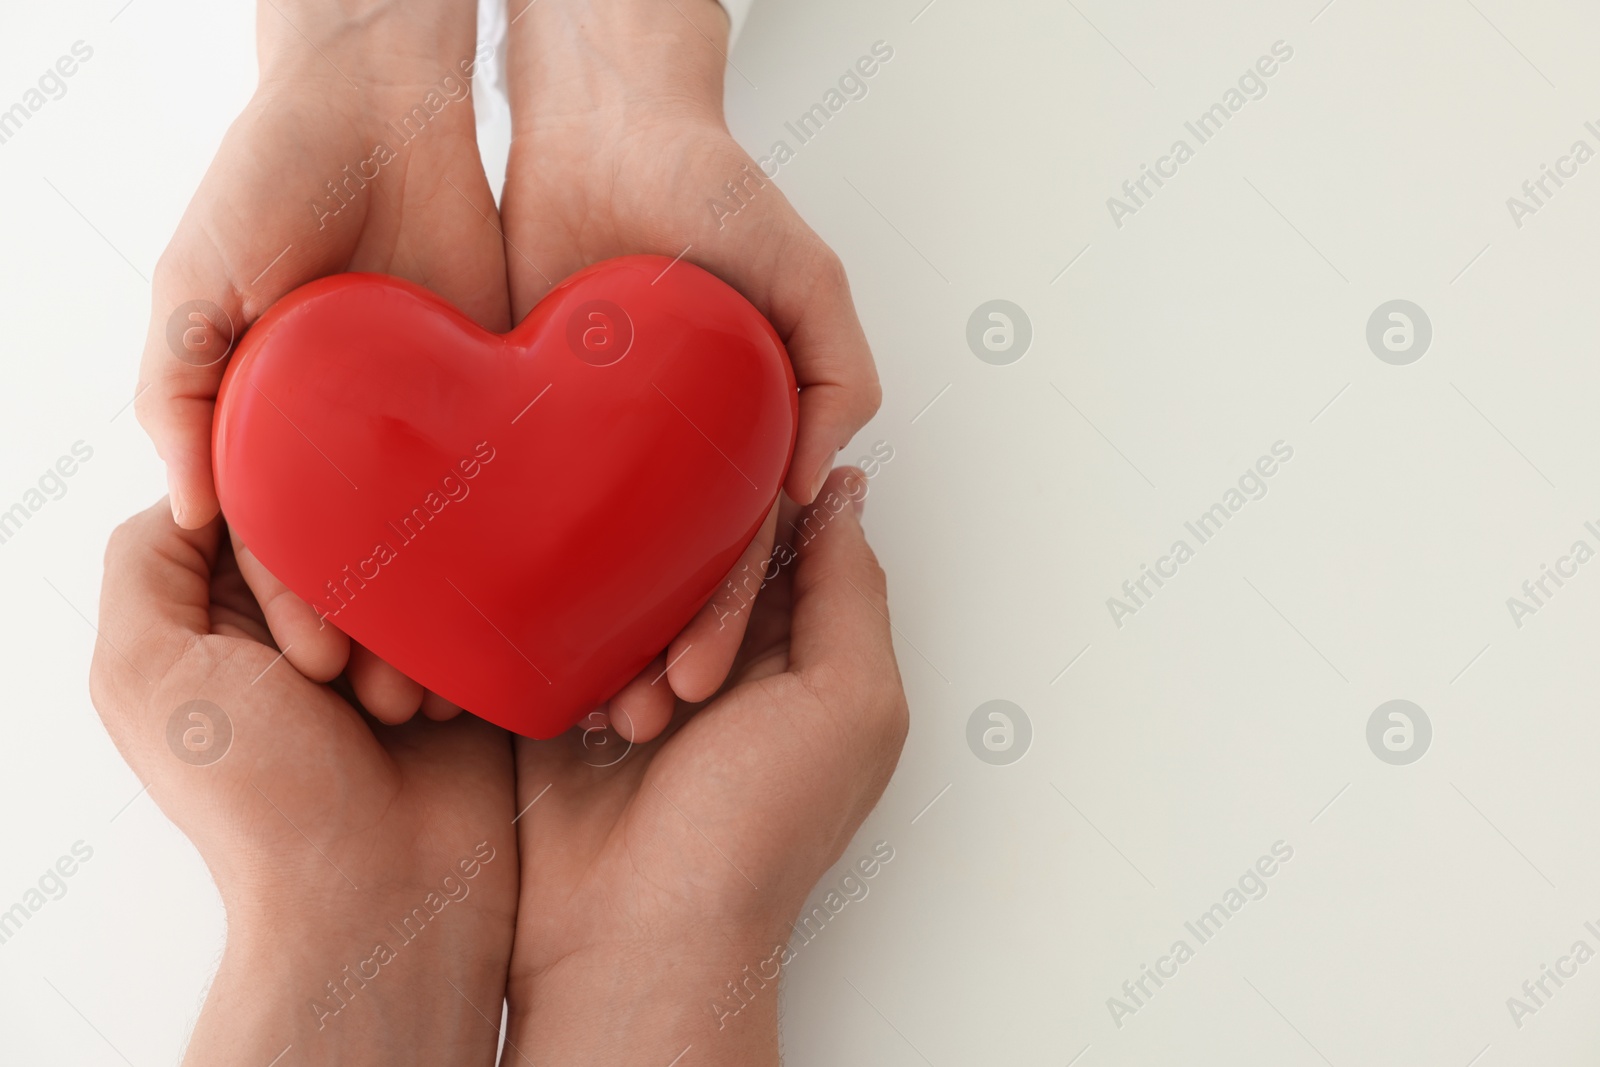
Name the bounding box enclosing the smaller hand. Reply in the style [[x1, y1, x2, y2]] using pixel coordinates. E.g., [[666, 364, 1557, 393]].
[[503, 0, 883, 737], [91, 502, 518, 1066]]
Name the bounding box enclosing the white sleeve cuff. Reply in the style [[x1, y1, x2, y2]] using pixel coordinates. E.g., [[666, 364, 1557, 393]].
[[715, 0, 753, 45]]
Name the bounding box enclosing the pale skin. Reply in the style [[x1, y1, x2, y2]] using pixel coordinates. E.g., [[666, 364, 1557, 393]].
[[90, 501, 520, 1065], [503, 472, 907, 1064], [92, 470, 906, 1065], [134, 0, 881, 738], [121, 0, 898, 1059]]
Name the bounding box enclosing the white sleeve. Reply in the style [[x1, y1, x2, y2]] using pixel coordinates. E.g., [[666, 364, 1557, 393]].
[[475, 0, 512, 199], [715, 0, 753, 45]]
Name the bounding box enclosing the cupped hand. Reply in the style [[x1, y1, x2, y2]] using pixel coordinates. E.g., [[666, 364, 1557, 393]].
[[90, 500, 519, 1065], [136, 7, 507, 721], [501, 0, 882, 734], [502, 470, 908, 1065]]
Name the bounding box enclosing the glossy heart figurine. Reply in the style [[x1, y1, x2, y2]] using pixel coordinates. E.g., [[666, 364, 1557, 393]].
[[213, 255, 796, 738]]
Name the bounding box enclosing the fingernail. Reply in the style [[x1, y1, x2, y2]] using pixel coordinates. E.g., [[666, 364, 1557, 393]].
[[810, 460, 832, 502], [851, 493, 866, 518], [167, 477, 186, 526]]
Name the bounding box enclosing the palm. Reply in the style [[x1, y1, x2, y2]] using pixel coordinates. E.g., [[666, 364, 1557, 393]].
[[502, 116, 784, 316], [175, 88, 509, 332], [95, 500, 524, 1064], [121, 520, 517, 919], [510, 677, 801, 977], [507, 519, 875, 980]]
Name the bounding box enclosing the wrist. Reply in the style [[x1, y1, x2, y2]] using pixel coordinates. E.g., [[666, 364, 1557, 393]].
[[185, 910, 509, 1067], [507, 936, 782, 1066], [256, 0, 485, 95], [506, 0, 729, 131]]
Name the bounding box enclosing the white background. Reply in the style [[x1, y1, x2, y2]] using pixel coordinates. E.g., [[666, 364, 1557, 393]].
[[5, 0, 1600, 1063]]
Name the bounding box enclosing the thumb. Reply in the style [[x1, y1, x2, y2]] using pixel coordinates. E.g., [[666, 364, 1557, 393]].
[[90, 498, 223, 730], [136, 237, 237, 529], [785, 468, 906, 742], [134, 111, 361, 528], [136, 229, 330, 529]]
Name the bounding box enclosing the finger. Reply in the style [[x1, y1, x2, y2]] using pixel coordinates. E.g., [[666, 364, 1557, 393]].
[[136, 103, 512, 530], [93, 498, 224, 713], [772, 246, 881, 505], [695, 234, 881, 507], [136, 273, 234, 530], [347, 643, 425, 725], [228, 528, 350, 683], [785, 468, 900, 702], [207, 533, 273, 642], [698, 238, 880, 506], [137, 210, 329, 530], [420, 690, 464, 721], [608, 655, 676, 744], [136, 102, 363, 529], [666, 503, 780, 702]]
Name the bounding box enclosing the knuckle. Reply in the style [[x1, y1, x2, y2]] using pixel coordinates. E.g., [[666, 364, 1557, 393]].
[[87, 643, 119, 721], [811, 246, 850, 294], [854, 547, 889, 604], [92, 523, 143, 710], [856, 638, 908, 749], [150, 247, 181, 292], [853, 371, 884, 423], [102, 513, 143, 570], [798, 243, 878, 424], [878, 687, 910, 754], [131, 384, 160, 434], [149, 253, 198, 326], [799, 650, 907, 759]]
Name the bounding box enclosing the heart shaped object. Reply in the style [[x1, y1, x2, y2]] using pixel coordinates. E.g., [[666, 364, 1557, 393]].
[[213, 256, 796, 738]]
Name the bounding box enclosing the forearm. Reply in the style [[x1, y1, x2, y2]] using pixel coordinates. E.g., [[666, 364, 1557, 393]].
[[506, 939, 782, 1066], [505, 0, 730, 128], [256, 0, 484, 90], [184, 909, 509, 1067]]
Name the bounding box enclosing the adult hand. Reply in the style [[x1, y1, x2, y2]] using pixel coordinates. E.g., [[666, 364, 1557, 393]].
[[501, 0, 882, 733], [502, 470, 908, 1066], [135, 0, 508, 719], [90, 501, 519, 1066]]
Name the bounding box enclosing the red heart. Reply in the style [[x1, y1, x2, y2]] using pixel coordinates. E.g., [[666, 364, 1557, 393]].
[[213, 256, 796, 738]]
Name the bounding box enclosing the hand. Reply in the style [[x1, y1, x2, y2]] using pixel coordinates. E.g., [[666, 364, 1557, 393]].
[[89, 501, 519, 1066], [501, 0, 883, 737], [135, 0, 508, 720], [502, 469, 908, 1066]]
